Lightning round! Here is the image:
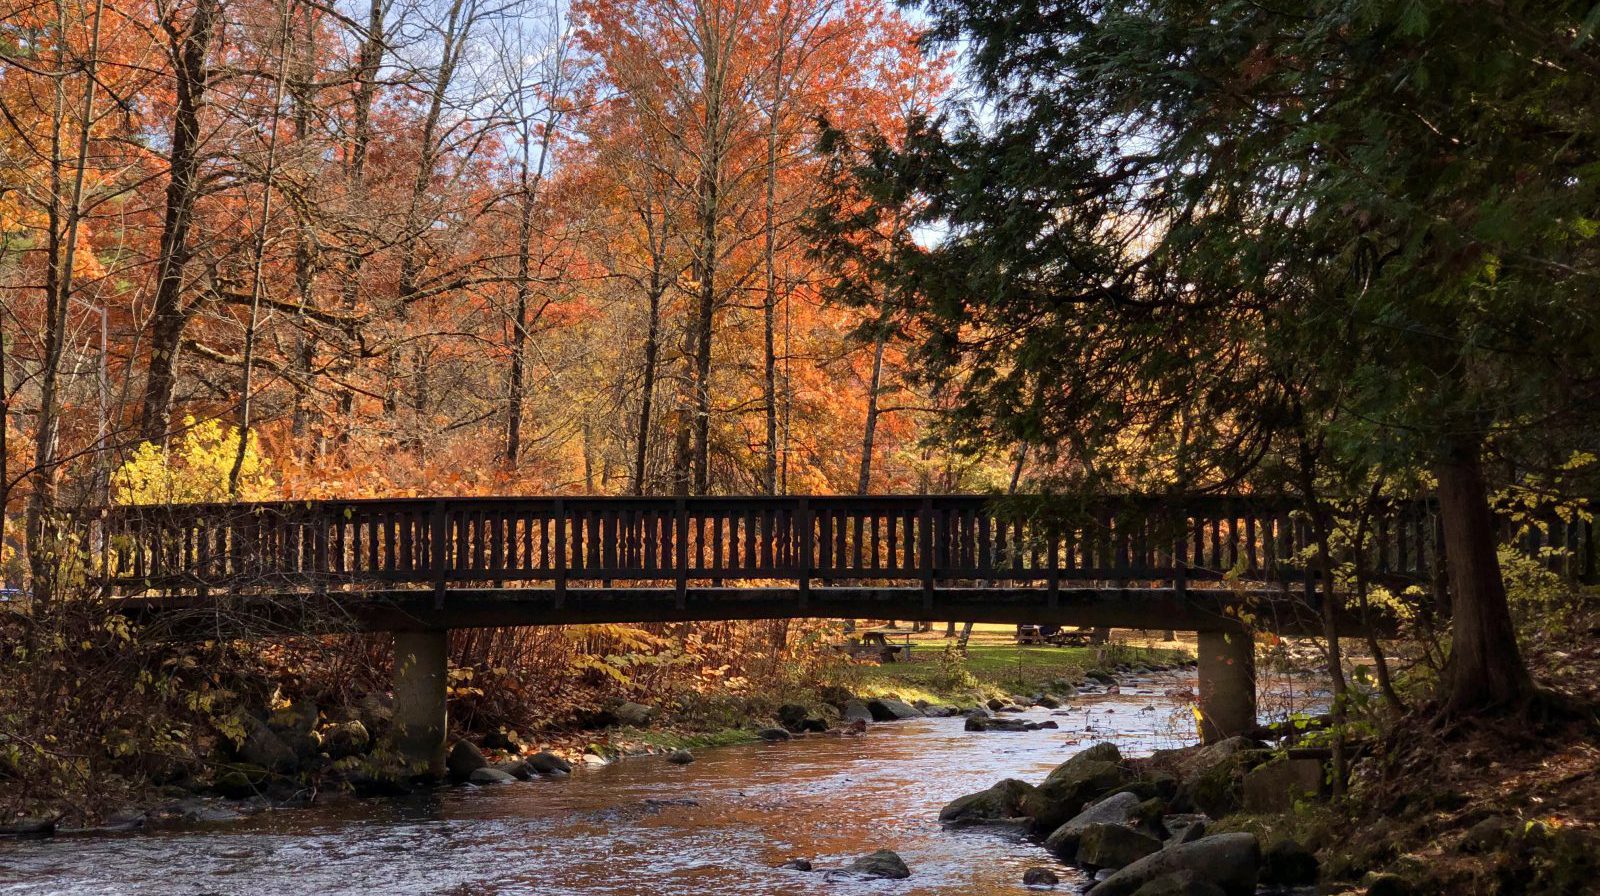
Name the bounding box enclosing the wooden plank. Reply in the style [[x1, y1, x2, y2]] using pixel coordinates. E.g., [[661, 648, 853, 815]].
[[712, 510, 725, 575], [798, 499, 812, 608], [674, 499, 688, 609], [554, 500, 567, 606], [431, 502, 447, 608], [919, 498, 934, 605]]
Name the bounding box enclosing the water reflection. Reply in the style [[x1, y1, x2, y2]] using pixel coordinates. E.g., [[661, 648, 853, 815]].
[[0, 673, 1207, 896]]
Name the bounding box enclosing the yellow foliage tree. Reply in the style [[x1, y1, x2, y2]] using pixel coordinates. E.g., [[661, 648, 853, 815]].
[[111, 417, 277, 504]]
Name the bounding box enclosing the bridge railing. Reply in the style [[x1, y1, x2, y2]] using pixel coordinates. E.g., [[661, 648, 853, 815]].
[[85, 493, 1596, 598]]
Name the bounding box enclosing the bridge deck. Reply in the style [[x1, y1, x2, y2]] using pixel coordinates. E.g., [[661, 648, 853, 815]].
[[114, 584, 1345, 636], [86, 494, 1593, 635]]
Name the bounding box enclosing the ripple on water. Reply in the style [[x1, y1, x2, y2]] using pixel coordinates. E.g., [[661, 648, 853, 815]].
[[0, 676, 1207, 896]]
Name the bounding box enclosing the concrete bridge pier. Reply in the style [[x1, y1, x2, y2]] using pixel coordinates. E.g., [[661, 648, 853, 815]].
[[393, 629, 449, 776], [1196, 629, 1256, 744]]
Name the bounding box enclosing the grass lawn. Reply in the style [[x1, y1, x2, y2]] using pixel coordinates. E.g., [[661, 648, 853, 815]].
[[830, 624, 1195, 706]]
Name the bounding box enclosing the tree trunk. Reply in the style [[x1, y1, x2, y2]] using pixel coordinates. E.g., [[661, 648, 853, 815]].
[[229, 0, 292, 497], [633, 277, 663, 495], [505, 181, 535, 467], [688, 3, 732, 497], [671, 319, 697, 496], [505, 78, 562, 468], [336, 0, 386, 442], [0, 309, 8, 566], [1436, 441, 1534, 714], [140, 0, 220, 444], [691, 185, 717, 494], [288, 4, 319, 456], [1355, 480, 1407, 715], [1296, 438, 1346, 795], [760, 10, 788, 496], [857, 332, 887, 494], [28, 0, 106, 602], [394, 0, 469, 447]]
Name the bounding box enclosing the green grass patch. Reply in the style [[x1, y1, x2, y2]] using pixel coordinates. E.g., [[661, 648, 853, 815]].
[[604, 726, 760, 753], [832, 641, 1192, 705]]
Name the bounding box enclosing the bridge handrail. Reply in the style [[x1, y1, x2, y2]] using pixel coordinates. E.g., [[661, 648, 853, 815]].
[[82, 493, 1596, 597]]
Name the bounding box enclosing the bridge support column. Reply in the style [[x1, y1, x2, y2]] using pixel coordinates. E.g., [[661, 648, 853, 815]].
[[393, 629, 449, 777], [1196, 629, 1255, 744]]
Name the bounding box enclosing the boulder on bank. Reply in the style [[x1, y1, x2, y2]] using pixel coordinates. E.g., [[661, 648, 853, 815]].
[[1260, 838, 1318, 886], [1023, 866, 1060, 887], [267, 700, 323, 762], [1162, 736, 1259, 780], [468, 767, 518, 786], [1154, 736, 1268, 817], [758, 727, 792, 742], [526, 751, 572, 775], [842, 701, 874, 723], [939, 778, 1037, 826], [344, 764, 417, 797], [967, 712, 1032, 732], [322, 720, 371, 760], [1364, 873, 1419, 896], [1162, 815, 1207, 845], [777, 703, 810, 731], [1129, 871, 1226, 896], [268, 699, 319, 737], [867, 698, 923, 721], [1087, 832, 1260, 896], [1076, 822, 1163, 870], [238, 715, 298, 773], [356, 692, 394, 733], [1045, 742, 1123, 782], [482, 728, 522, 752], [1242, 757, 1325, 812], [1043, 790, 1142, 858], [447, 740, 489, 781], [613, 701, 656, 727], [0, 817, 56, 838], [843, 849, 911, 879], [496, 760, 533, 780], [213, 767, 264, 799], [1025, 742, 1130, 833]]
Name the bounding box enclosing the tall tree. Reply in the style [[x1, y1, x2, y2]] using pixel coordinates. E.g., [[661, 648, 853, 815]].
[[835, 0, 1600, 714], [496, 5, 575, 468], [140, 0, 222, 443]]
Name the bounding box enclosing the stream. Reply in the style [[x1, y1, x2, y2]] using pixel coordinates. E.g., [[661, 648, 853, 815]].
[[0, 673, 1211, 896]]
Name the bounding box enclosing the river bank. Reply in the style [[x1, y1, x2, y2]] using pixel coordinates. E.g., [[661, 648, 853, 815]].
[[12, 623, 1589, 896], [0, 630, 1194, 838], [937, 615, 1600, 896], [0, 666, 1208, 895]]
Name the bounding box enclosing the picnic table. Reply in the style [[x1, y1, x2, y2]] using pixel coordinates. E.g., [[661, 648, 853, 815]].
[[1015, 624, 1093, 647], [836, 627, 915, 662]]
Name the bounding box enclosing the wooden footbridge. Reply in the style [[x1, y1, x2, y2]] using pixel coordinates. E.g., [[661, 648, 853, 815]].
[[83, 493, 1593, 765], [92, 494, 1475, 630]]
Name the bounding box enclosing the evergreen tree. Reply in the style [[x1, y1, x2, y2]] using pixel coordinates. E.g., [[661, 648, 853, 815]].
[[822, 0, 1600, 714]]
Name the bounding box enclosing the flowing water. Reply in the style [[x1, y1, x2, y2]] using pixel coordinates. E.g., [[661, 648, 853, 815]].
[[0, 674, 1209, 896]]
